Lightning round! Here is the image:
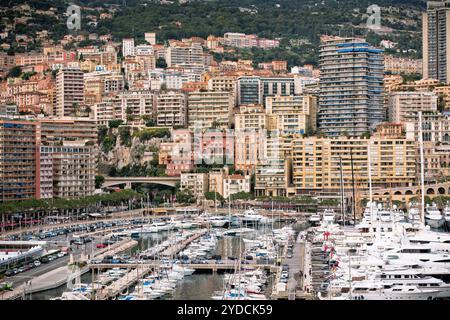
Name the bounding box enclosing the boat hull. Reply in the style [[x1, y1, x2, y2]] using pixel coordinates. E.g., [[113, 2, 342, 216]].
[[425, 217, 445, 229]]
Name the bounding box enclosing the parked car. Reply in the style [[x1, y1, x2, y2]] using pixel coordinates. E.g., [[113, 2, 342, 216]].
[[4, 269, 14, 277], [34, 260, 41, 267]]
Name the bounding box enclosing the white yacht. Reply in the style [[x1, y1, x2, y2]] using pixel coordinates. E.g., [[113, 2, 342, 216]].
[[377, 208, 393, 223], [425, 205, 444, 229], [367, 269, 450, 298], [240, 209, 268, 225], [206, 216, 230, 228], [444, 205, 450, 229], [407, 206, 421, 224], [324, 282, 441, 300], [309, 214, 321, 226], [321, 209, 336, 226], [172, 263, 195, 276]]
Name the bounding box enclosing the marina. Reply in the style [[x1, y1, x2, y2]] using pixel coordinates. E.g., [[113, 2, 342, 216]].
[[2, 199, 450, 301]]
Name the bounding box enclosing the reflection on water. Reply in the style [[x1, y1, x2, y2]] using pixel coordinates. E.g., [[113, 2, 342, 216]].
[[171, 274, 225, 300]]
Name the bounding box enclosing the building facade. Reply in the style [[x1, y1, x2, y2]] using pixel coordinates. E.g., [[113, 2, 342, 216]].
[[423, 0, 450, 83], [55, 68, 84, 117], [318, 37, 385, 136]]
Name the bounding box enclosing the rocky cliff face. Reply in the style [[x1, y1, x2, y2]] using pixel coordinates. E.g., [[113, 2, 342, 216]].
[[98, 127, 169, 175]]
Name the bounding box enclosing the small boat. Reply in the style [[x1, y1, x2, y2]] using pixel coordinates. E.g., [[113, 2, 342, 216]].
[[240, 209, 268, 225], [309, 214, 321, 226], [223, 228, 254, 236], [321, 209, 336, 226], [425, 205, 444, 229], [172, 263, 195, 276]]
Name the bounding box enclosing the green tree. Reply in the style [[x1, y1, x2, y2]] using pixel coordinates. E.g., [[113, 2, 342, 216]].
[[156, 57, 167, 68], [108, 119, 123, 128], [95, 175, 105, 189], [7, 66, 22, 78]]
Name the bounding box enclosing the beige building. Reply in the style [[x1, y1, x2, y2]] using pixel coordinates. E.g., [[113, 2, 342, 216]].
[[187, 91, 234, 128], [119, 90, 154, 123], [384, 55, 422, 75], [433, 85, 450, 110], [255, 133, 292, 197], [292, 136, 416, 195], [405, 112, 450, 182], [223, 174, 251, 198], [388, 91, 438, 122], [39, 118, 97, 199], [145, 32, 156, 45], [156, 92, 186, 127], [166, 40, 204, 68], [55, 68, 84, 117], [180, 173, 209, 199], [234, 105, 266, 173], [265, 95, 317, 135], [207, 75, 238, 105], [405, 112, 450, 143]]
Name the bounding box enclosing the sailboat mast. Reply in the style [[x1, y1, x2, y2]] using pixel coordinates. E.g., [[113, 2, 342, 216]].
[[271, 199, 274, 231], [228, 192, 231, 229], [339, 156, 345, 225], [368, 141, 373, 224], [418, 111, 426, 224]]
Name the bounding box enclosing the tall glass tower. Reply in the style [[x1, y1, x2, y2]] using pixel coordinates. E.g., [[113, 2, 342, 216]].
[[318, 37, 385, 137], [423, 1, 450, 84]]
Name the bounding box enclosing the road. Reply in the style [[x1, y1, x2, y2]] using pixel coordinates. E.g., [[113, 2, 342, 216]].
[[1, 209, 146, 238], [4, 238, 98, 289]]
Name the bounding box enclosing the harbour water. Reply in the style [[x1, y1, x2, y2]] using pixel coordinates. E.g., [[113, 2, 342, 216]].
[[29, 224, 280, 300]]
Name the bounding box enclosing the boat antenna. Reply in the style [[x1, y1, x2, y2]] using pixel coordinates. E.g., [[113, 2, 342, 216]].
[[228, 192, 231, 229], [339, 156, 345, 225], [350, 148, 356, 223], [418, 111, 426, 224]]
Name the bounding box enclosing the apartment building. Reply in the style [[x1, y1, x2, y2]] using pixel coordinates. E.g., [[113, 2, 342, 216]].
[[122, 38, 135, 57], [384, 55, 422, 75], [318, 37, 385, 136], [166, 41, 204, 67], [265, 95, 317, 135], [237, 76, 301, 106], [55, 68, 84, 117], [223, 174, 251, 198], [0, 120, 40, 202], [187, 91, 234, 128], [234, 105, 267, 173], [223, 33, 279, 49], [159, 129, 193, 176], [145, 32, 156, 45], [180, 173, 209, 199], [388, 91, 438, 122], [155, 91, 187, 127], [39, 118, 97, 199], [423, 0, 450, 83], [405, 112, 450, 143], [291, 137, 416, 195], [119, 90, 154, 123]]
